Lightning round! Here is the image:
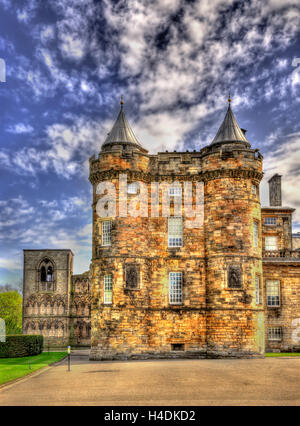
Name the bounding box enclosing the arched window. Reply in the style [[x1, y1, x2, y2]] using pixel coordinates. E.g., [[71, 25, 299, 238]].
[[38, 258, 55, 291], [41, 266, 46, 282], [46, 266, 53, 282]]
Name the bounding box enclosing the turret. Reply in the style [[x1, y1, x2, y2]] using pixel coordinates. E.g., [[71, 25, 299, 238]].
[[202, 95, 265, 357], [89, 97, 151, 360]]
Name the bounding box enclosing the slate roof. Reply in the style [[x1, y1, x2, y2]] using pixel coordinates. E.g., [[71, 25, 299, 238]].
[[211, 98, 249, 145], [102, 97, 142, 147]]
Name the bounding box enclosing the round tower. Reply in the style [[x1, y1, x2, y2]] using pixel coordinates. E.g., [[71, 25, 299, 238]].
[[89, 97, 151, 360], [202, 96, 265, 358]]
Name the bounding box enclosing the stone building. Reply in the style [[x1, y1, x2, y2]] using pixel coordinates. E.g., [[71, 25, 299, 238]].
[[22, 250, 91, 347], [22, 97, 300, 356]]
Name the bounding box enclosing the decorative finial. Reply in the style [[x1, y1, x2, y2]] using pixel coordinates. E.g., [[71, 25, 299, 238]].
[[228, 92, 231, 104], [120, 95, 124, 107]]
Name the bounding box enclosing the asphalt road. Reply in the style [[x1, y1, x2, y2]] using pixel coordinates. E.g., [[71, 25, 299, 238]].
[[1, 355, 300, 405]]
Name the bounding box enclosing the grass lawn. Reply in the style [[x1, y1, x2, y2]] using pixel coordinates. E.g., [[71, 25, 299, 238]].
[[0, 352, 66, 386], [265, 352, 300, 357]]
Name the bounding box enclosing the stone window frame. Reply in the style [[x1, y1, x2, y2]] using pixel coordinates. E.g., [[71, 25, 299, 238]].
[[251, 183, 257, 196], [168, 216, 183, 248], [124, 263, 141, 291], [103, 274, 113, 305], [266, 279, 280, 307], [227, 265, 243, 290], [101, 220, 112, 246], [253, 220, 259, 248], [264, 216, 277, 226], [169, 271, 183, 305], [168, 185, 182, 197], [36, 257, 56, 292], [255, 274, 262, 305], [268, 327, 282, 341], [127, 182, 139, 195], [265, 235, 278, 251]]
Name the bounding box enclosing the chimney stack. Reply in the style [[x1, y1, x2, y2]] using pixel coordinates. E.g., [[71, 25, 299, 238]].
[[268, 174, 282, 206]]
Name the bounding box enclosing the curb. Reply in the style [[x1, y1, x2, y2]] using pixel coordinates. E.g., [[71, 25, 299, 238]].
[[0, 355, 67, 391]]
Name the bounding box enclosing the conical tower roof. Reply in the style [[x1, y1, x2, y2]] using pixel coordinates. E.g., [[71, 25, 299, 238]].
[[102, 96, 142, 148], [211, 95, 250, 145]]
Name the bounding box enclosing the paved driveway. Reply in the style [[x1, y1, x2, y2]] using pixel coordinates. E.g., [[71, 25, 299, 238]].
[[1, 355, 300, 405]]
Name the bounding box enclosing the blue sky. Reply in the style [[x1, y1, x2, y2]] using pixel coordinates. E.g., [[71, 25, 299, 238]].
[[0, 0, 300, 288]]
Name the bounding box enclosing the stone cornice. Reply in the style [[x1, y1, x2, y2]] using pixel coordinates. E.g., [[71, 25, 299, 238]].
[[89, 167, 263, 185]]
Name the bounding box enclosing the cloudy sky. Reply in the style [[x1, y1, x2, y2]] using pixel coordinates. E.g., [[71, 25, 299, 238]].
[[0, 0, 300, 288]]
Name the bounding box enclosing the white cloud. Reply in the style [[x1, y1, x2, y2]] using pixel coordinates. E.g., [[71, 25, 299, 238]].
[[0, 115, 110, 178], [7, 123, 34, 134], [262, 132, 300, 226], [0, 257, 22, 271]]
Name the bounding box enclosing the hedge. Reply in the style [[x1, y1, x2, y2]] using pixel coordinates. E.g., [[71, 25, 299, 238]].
[[0, 335, 44, 358]]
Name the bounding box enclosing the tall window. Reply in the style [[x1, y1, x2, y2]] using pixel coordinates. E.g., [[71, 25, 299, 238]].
[[253, 221, 258, 248], [268, 327, 282, 341], [46, 266, 53, 282], [41, 266, 46, 282], [104, 274, 112, 304], [266, 280, 280, 306], [39, 258, 54, 291], [251, 184, 257, 195], [102, 221, 112, 246], [168, 217, 183, 247], [255, 275, 260, 304], [264, 217, 277, 225], [169, 272, 183, 304], [265, 236, 277, 251]]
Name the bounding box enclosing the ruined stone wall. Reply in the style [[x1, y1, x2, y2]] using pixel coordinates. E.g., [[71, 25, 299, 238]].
[[263, 262, 300, 352], [22, 249, 73, 347], [69, 272, 91, 346]]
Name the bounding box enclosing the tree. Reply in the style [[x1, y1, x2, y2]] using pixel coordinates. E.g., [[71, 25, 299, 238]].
[[0, 282, 23, 295], [0, 291, 23, 335]]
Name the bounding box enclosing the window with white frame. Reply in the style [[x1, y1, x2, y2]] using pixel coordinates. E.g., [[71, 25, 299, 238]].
[[102, 221, 112, 246], [268, 327, 282, 341], [104, 274, 112, 304], [169, 272, 183, 304], [168, 217, 183, 247], [265, 236, 277, 251], [168, 186, 182, 197], [127, 182, 138, 194], [255, 275, 260, 304], [253, 221, 259, 248], [266, 280, 280, 307], [251, 184, 257, 195], [264, 217, 277, 225]]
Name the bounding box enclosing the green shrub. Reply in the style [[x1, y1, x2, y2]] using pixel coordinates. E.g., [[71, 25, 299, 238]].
[[0, 335, 44, 358]]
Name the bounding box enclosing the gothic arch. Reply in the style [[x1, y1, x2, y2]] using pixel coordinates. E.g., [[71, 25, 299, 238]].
[[36, 256, 56, 292]]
